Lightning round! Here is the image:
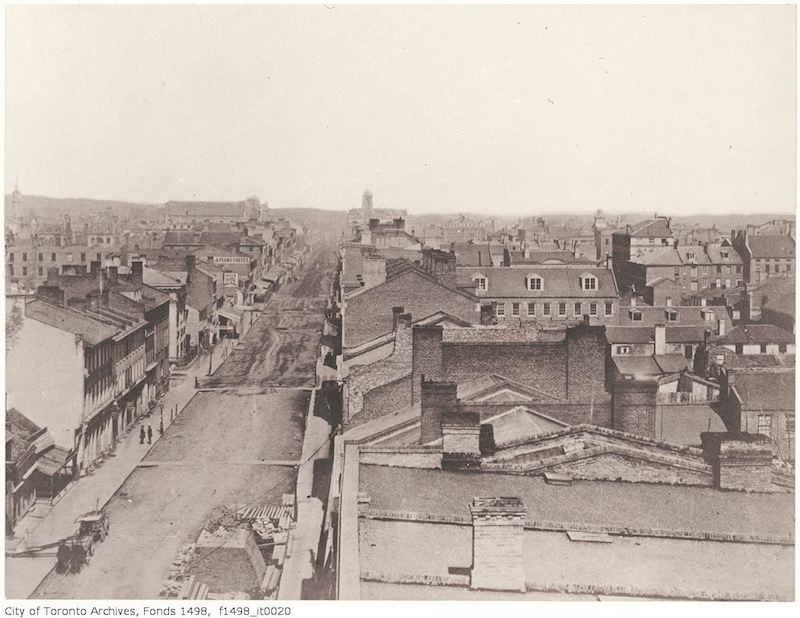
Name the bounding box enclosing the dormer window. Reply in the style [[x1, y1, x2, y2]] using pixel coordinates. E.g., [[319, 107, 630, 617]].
[[580, 274, 598, 291], [527, 274, 543, 291], [472, 273, 488, 291], [666, 309, 679, 322], [686, 251, 695, 261], [629, 309, 642, 321], [721, 250, 729, 260], [701, 309, 715, 322]]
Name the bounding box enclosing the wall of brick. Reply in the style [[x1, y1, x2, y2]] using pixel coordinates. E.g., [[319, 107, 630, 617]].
[[355, 375, 412, 429], [470, 499, 527, 592], [420, 380, 458, 444], [345, 318, 413, 425], [612, 380, 658, 438], [411, 326, 446, 404]]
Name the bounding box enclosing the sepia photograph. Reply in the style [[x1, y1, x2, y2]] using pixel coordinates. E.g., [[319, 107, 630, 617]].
[[2, 1, 796, 607]]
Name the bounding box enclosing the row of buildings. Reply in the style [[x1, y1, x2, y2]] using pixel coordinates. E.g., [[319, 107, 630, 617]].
[[5, 195, 308, 535], [320, 196, 795, 600]]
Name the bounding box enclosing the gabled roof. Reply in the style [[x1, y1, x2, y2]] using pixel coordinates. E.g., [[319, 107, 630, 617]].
[[456, 374, 560, 402], [748, 235, 795, 259], [629, 217, 673, 238], [25, 299, 119, 345]]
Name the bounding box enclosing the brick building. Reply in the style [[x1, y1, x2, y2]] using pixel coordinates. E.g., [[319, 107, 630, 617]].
[[456, 265, 619, 325], [612, 216, 674, 266], [733, 233, 794, 284], [331, 420, 794, 600]]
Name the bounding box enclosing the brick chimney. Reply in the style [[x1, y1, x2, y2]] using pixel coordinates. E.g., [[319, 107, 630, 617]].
[[479, 302, 496, 326], [107, 265, 118, 286], [654, 323, 666, 355], [470, 497, 527, 592], [185, 254, 196, 276], [419, 378, 457, 444], [130, 260, 143, 286], [392, 306, 405, 331], [441, 409, 481, 470], [411, 325, 444, 404], [701, 433, 775, 492]]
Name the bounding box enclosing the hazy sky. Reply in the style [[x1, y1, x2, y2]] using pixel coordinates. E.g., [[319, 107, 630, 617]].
[[4, 4, 796, 215]]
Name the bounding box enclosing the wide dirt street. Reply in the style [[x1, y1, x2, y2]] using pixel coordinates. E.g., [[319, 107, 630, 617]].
[[31, 241, 335, 599]]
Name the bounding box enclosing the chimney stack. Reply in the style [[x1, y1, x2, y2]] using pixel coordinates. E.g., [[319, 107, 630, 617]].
[[107, 266, 118, 286], [629, 297, 637, 308], [470, 497, 527, 592], [392, 306, 405, 331], [130, 260, 143, 286], [480, 302, 496, 326], [442, 409, 481, 470], [420, 378, 457, 444], [654, 323, 666, 355], [185, 254, 196, 275], [701, 433, 775, 492]]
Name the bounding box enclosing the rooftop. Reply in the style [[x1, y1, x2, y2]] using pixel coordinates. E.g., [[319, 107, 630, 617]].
[[717, 324, 795, 345], [25, 298, 119, 345], [748, 235, 795, 259], [732, 370, 795, 411]]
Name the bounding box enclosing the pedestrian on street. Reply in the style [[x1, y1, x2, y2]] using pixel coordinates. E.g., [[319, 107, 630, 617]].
[[159, 417, 164, 437], [139, 426, 146, 444], [147, 425, 153, 444]]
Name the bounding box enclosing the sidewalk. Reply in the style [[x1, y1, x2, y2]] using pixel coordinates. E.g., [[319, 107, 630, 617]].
[[5, 323, 254, 599]]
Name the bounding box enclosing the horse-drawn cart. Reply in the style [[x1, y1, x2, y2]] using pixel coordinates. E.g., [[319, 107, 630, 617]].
[[55, 510, 110, 574]]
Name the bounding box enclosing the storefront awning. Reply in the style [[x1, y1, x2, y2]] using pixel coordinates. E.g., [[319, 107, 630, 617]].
[[218, 306, 245, 323], [263, 268, 286, 283]]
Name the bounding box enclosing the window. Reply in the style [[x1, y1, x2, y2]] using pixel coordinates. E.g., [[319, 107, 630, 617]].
[[617, 345, 631, 354], [715, 354, 725, 366], [630, 310, 643, 322], [8, 265, 13, 276], [666, 309, 679, 322], [690, 267, 698, 277], [51, 253, 56, 261], [80, 252, 86, 262], [543, 303, 551, 317], [22, 252, 27, 262], [779, 344, 787, 353], [496, 303, 506, 317], [512, 302, 520, 317], [604, 301, 613, 317], [527, 302, 536, 317], [687, 251, 695, 260], [716, 265, 722, 274], [38, 267, 43, 276], [735, 344, 744, 354], [527, 275, 542, 291], [96, 253, 102, 261], [581, 275, 597, 291], [475, 276, 487, 291], [787, 264, 792, 273], [674, 268, 681, 278], [666, 296, 672, 307], [760, 344, 768, 353], [721, 250, 729, 260], [757, 414, 772, 438], [574, 302, 582, 317], [22, 266, 27, 276], [106, 238, 111, 244], [684, 345, 693, 360], [735, 265, 742, 274], [558, 302, 567, 317], [38, 253, 43, 261], [766, 264, 771, 274], [589, 302, 598, 317]]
